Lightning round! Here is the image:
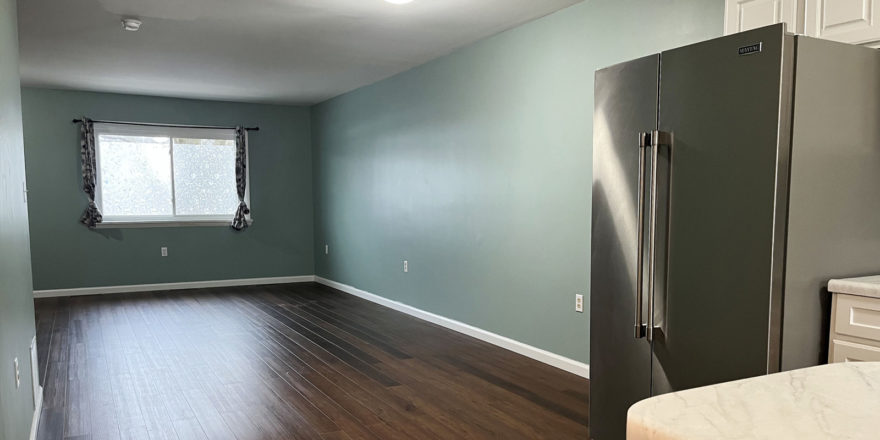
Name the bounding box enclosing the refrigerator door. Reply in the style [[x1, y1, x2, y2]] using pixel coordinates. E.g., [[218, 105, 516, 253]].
[[590, 54, 659, 440], [651, 24, 793, 394]]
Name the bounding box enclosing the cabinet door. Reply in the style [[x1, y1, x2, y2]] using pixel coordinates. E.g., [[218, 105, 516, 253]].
[[805, 0, 880, 45], [724, 0, 802, 35]]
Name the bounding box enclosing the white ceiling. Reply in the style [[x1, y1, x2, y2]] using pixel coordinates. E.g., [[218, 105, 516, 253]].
[[17, 0, 580, 105]]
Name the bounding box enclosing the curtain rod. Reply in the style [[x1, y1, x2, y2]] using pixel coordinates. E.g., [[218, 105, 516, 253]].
[[71, 118, 259, 131]]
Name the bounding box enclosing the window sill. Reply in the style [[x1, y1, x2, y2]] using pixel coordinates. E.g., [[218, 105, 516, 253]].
[[94, 219, 253, 229]]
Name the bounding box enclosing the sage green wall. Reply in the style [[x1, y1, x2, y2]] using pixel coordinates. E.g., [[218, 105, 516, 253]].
[[0, 0, 37, 437], [22, 89, 314, 290], [312, 0, 723, 363]]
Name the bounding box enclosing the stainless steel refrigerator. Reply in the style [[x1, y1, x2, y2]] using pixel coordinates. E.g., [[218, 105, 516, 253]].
[[590, 24, 880, 440]]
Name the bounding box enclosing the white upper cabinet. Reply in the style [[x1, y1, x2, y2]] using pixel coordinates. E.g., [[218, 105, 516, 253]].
[[805, 0, 880, 45], [724, 0, 880, 48], [726, 0, 880, 47], [725, 0, 804, 35]]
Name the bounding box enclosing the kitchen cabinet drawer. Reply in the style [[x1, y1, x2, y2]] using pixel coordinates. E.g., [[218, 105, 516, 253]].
[[834, 293, 880, 341], [830, 339, 880, 362]]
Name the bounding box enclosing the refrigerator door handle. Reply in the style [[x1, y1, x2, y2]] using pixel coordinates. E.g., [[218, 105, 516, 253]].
[[647, 130, 672, 343], [634, 133, 650, 339]]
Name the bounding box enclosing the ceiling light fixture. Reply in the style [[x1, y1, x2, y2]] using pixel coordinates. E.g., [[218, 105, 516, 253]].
[[121, 18, 142, 32], [384, 0, 414, 4]]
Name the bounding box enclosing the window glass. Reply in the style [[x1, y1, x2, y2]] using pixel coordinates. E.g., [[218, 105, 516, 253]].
[[98, 134, 173, 216], [172, 138, 239, 215]]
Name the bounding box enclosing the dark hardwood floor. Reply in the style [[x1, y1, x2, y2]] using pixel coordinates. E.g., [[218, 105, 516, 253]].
[[34, 282, 589, 440]]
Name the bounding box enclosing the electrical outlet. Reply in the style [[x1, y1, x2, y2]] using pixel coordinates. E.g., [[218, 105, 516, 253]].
[[325, 244, 329, 255], [575, 294, 584, 313], [161, 247, 168, 257], [403, 260, 408, 273], [13, 357, 20, 389]]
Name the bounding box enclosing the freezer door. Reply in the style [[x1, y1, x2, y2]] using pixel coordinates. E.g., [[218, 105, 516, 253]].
[[590, 55, 658, 440], [651, 24, 792, 395]]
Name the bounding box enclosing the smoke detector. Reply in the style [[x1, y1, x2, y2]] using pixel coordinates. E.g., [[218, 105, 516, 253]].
[[121, 18, 142, 32]]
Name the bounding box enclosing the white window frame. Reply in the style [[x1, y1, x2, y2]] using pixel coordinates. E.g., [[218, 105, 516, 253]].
[[93, 123, 251, 228]]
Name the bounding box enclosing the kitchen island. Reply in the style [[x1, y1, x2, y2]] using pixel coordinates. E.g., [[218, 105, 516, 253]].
[[627, 362, 880, 439]]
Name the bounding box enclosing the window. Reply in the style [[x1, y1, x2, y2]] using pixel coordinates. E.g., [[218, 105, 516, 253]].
[[94, 123, 249, 226]]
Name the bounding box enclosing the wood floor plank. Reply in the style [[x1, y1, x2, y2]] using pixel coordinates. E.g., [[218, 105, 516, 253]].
[[271, 303, 529, 438], [237, 303, 446, 439], [171, 418, 207, 440], [36, 408, 64, 440], [35, 282, 589, 440], [304, 317, 566, 438], [214, 296, 424, 439], [239, 294, 396, 384]]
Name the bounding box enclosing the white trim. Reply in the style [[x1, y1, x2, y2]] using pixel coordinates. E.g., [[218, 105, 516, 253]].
[[723, 0, 731, 36], [33, 276, 315, 298], [314, 276, 590, 379], [95, 122, 236, 140], [29, 386, 42, 440], [95, 218, 253, 229], [29, 335, 42, 440], [29, 336, 40, 408]]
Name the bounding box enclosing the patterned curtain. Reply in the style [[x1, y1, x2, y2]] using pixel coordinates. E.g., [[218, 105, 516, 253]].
[[231, 126, 251, 231], [79, 117, 103, 228]]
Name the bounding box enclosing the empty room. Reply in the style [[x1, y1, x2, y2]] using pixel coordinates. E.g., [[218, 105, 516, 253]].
[[3, 0, 880, 439]]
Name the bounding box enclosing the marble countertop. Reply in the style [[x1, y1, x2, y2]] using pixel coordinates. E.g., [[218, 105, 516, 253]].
[[828, 275, 880, 299], [627, 362, 880, 440]]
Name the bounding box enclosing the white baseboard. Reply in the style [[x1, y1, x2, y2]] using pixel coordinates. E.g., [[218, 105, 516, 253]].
[[33, 275, 316, 298], [29, 385, 43, 440], [29, 335, 42, 440], [314, 276, 590, 379]]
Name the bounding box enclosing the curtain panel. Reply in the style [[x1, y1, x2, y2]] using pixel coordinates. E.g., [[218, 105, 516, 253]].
[[79, 117, 103, 228], [231, 126, 251, 231]]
